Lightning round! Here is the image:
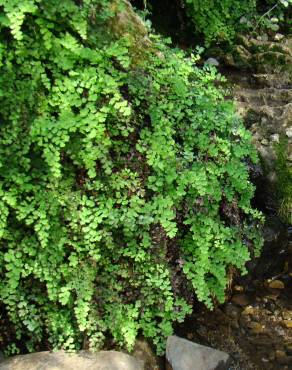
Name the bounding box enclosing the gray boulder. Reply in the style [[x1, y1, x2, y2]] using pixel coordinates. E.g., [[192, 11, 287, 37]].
[[166, 335, 230, 370], [0, 350, 144, 370]]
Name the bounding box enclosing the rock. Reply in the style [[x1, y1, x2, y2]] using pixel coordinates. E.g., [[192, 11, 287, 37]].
[[247, 322, 265, 335], [274, 33, 284, 41], [282, 310, 292, 320], [0, 351, 144, 370], [108, 0, 151, 62], [233, 285, 244, 292], [205, 58, 219, 67], [275, 349, 286, 359], [265, 290, 281, 300], [223, 303, 241, 319], [132, 338, 161, 370], [231, 294, 250, 307], [268, 279, 285, 289], [286, 127, 292, 138], [270, 133, 279, 142], [166, 335, 230, 370], [275, 350, 292, 365], [241, 306, 258, 316], [281, 320, 292, 329], [261, 138, 269, 146]]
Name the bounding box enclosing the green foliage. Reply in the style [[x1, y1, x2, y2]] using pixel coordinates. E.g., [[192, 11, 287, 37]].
[[0, 0, 262, 355], [274, 136, 292, 224], [184, 0, 256, 44], [184, 0, 291, 45], [252, 0, 292, 33]]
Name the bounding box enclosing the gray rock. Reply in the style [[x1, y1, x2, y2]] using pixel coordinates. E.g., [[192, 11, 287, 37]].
[[205, 58, 219, 67], [286, 127, 292, 138], [274, 33, 284, 41], [0, 350, 144, 370], [166, 336, 230, 370]]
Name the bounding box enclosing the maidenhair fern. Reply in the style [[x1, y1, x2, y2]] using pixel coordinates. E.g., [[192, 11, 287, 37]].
[[0, 0, 262, 355]]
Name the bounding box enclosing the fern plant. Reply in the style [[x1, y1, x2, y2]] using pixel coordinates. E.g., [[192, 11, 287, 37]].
[[0, 0, 262, 355], [184, 0, 256, 44]]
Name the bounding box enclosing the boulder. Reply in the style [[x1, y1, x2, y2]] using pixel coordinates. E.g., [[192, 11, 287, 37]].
[[166, 335, 230, 370], [0, 350, 144, 370]]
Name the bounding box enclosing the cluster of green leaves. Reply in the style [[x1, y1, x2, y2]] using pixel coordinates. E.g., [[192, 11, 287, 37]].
[[183, 0, 291, 45], [0, 0, 262, 355], [255, 0, 292, 32], [184, 0, 256, 44]]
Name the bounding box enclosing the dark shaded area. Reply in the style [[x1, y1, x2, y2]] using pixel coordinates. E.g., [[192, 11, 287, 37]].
[[130, 0, 200, 47]]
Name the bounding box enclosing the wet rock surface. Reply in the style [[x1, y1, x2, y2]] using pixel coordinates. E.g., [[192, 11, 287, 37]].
[[222, 35, 292, 219]]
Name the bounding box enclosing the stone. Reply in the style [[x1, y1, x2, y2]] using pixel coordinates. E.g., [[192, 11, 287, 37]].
[[231, 294, 250, 307], [233, 285, 244, 292], [0, 350, 144, 370], [275, 350, 292, 365], [275, 349, 286, 360], [270, 133, 279, 142], [132, 338, 161, 370], [166, 335, 230, 370], [108, 0, 151, 62], [205, 58, 219, 67], [282, 320, 292, 329], [268, 279, 285, 289], [274, 33, 284, 41], [282, 310, 292, 320], [265, 290, 281, 300], [242, 306, 258, 316], [247, 322, 265, 335], [223, 303, 241, 319], [286, 127, 292, 138]]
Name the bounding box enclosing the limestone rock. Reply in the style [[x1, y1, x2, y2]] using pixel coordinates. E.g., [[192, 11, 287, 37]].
[[0, 350, 144, 370], [166, 335, 230, 370]]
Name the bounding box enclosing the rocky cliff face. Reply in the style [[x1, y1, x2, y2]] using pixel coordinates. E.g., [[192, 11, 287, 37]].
[[224, 35, 292, 222]]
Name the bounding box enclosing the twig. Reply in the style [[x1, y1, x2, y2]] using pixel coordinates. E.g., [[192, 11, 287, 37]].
[[253, 2, 280, 33]]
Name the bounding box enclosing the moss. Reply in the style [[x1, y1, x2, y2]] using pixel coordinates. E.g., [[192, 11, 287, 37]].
[[274, 136, 292, 224]]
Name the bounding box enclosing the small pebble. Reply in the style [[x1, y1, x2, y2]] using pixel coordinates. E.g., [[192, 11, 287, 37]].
[[268, 279, 285, 289], [234, 285, 244, 292], [274, 33, 284, 41], [231, 294, 250, 307], [275, 349, 286, 360], [282, 320, 292, 329]]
